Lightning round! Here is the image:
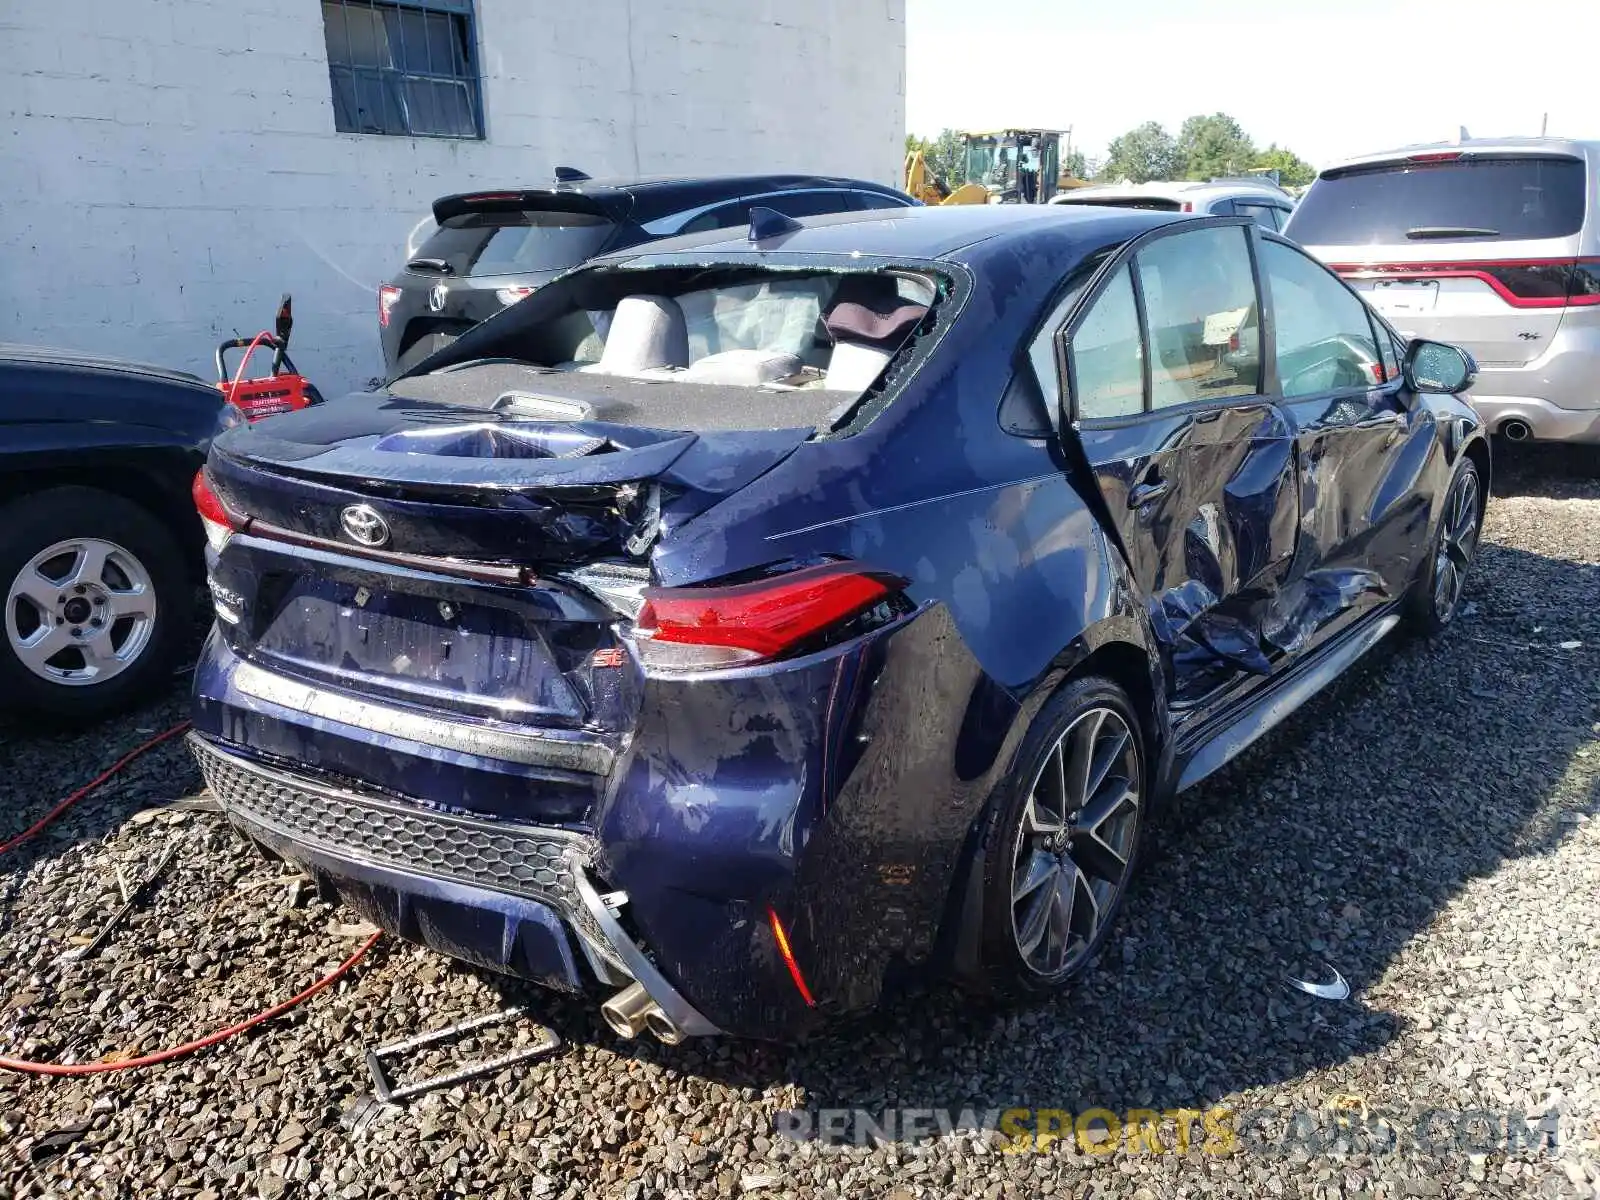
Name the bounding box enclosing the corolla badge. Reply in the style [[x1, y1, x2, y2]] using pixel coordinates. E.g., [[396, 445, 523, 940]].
[[428, 282, 449, 312], [340, 504, 391, 547]]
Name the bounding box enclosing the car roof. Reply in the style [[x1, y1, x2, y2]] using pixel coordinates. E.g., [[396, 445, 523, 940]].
[[429, 174, 913, 226], [0, 343, 211, 389], [590, 202, 1185, 264], [1319, 136, 1600, 173], [1060, 179, 1287, 201], [432, 174, 904, 208]]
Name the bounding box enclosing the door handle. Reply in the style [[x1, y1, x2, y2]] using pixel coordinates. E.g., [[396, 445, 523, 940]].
[[1128, 477, 1170, 508]]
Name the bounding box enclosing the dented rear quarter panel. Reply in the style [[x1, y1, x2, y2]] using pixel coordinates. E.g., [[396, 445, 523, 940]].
[[594, 230, 1170, 1030]]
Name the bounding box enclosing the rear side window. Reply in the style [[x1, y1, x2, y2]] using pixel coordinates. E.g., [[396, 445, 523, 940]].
[[1260, 239, 1382, 397], [677, 203, 751, 236], [1069, 265, 1144, 419], [852, 191, 914, 211], [412, 210, 615, 277], [755, 190, 859, 219], [1287, 156, 1586, 245], [1236, 202, 1282, 231]]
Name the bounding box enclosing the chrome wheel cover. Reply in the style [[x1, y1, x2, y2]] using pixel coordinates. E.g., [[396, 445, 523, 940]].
[[1010, 706, 1141, 976], [4, 537, 158, 687]]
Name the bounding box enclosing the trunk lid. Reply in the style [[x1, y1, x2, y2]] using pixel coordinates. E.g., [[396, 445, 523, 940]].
[[206, 390, 809, 745]]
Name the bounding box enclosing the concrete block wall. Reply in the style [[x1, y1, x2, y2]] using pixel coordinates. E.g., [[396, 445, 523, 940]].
[[0, 0, 906, 394]]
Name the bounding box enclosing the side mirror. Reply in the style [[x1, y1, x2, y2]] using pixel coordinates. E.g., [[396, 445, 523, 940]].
[[1404, 339, 1476, 394]]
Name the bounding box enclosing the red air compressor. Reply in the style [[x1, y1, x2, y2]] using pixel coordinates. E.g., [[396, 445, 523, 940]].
[[215, 295, 324, 421]]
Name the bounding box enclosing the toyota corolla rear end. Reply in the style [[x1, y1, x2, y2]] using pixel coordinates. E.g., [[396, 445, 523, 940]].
[[189, 246, 956, 1041]]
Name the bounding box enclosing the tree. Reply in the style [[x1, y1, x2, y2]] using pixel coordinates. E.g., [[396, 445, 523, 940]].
[[1061, 147, 1089, 182], [924, 128, 967, 187], [1253, 144, 1317, 188], [1177, 113, 1255, 180], [1099, 122, 1182, 184]]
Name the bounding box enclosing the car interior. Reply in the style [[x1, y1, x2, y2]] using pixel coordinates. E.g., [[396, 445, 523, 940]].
[[386, 266, 945, 432]]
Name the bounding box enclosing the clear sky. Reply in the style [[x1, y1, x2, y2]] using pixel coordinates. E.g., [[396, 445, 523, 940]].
[[907, 0, 1600, 169]]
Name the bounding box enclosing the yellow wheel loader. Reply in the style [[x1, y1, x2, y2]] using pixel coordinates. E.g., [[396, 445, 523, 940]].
[[905, 129, 1080, 205]]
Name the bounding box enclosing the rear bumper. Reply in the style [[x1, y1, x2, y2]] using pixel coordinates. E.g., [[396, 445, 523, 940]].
[[189, 732, 721, 1036], [1466, 394, 1600, 443], [190, 601, 1014, 1039], [1467, 316, 1600, 441]]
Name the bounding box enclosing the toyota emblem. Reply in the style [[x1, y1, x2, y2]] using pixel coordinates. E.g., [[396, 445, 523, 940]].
[[340, 504, 391, 548], [428, 282, 449, 312]]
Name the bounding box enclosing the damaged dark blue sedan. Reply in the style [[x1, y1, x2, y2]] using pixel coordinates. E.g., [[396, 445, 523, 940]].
[[188, 205, 1489, 1042]]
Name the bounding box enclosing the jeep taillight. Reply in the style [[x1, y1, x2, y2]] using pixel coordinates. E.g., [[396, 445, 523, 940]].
[[630, 562, 905, 671]]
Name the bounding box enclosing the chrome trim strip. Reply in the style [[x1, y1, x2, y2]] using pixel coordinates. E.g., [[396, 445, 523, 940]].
[[231, 659, 615, 775]]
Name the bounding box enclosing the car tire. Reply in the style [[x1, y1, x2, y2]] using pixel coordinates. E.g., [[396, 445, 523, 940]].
[[976, 675, 1147, 998], [1404, 457, 1482, 637], [0, 486, 193, 724]]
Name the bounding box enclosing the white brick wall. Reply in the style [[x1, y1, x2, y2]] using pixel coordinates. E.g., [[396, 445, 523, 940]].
[[0, 0, 906, 394]]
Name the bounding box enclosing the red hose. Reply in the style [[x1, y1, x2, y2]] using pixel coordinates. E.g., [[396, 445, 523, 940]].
[[0, 933, 381, 1076], [0, 719, 381, 1075], [223, 330, 274, 404], [0, 720, 192, 856]]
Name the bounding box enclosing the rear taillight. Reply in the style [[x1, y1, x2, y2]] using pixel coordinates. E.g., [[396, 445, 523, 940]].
[[495, 285, 536, 307], [631, 562, 903, 671], [192, 468, 241, 553], [1331, 258, 1600, 309], [378, 285, 402, 328], [1180, 201, 1193, 213]]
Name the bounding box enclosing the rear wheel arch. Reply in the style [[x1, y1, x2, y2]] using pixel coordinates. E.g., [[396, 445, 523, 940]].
[[940, 629, 1163, 982], [1461, 433, 1492, 506], [0, 456, 203, 575], [1067, 638, 1164, 769]]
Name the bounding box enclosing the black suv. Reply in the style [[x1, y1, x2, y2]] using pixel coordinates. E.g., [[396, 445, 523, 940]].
[[378, 170, 918, 374]]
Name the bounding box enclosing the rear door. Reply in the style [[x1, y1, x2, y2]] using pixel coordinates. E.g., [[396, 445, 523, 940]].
[[1057, 221, 1300, 704], [1286, 153, 1590, 365]]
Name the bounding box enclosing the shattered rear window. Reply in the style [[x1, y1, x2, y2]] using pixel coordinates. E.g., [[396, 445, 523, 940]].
[[394, 266, 949, 433]]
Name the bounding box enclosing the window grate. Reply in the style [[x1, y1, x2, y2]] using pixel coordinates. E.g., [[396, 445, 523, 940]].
[[321, 0, 484, 139]]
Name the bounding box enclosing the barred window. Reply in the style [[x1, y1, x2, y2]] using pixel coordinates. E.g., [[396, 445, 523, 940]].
[[321, 0, 483, 139]]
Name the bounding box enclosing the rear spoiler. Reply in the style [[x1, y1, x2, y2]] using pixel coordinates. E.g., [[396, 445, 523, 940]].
[[1320, 149, 1585, 180], [431, 189, 623, 225]]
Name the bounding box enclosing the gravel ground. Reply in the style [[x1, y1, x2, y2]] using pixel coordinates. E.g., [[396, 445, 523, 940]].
[[2, 445, 1597, 1200]]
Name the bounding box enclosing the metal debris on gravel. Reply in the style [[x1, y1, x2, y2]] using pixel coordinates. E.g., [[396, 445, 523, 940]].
[[2, 447, 1597, 1200]]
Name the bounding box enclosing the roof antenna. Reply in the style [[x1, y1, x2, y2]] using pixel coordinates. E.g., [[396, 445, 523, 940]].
[[1541, 112, 1549, 136], [747, 206, 804, 243], [554, 166, 591, 183], [1456, 125, 1471, 143]]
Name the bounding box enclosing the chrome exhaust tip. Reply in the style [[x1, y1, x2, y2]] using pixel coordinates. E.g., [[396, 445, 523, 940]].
[[643, 1007, 687, 1046], [1501, 418, 1533, 442], [600, 981, 689, 1044], [600, 982, 654, 1039]]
